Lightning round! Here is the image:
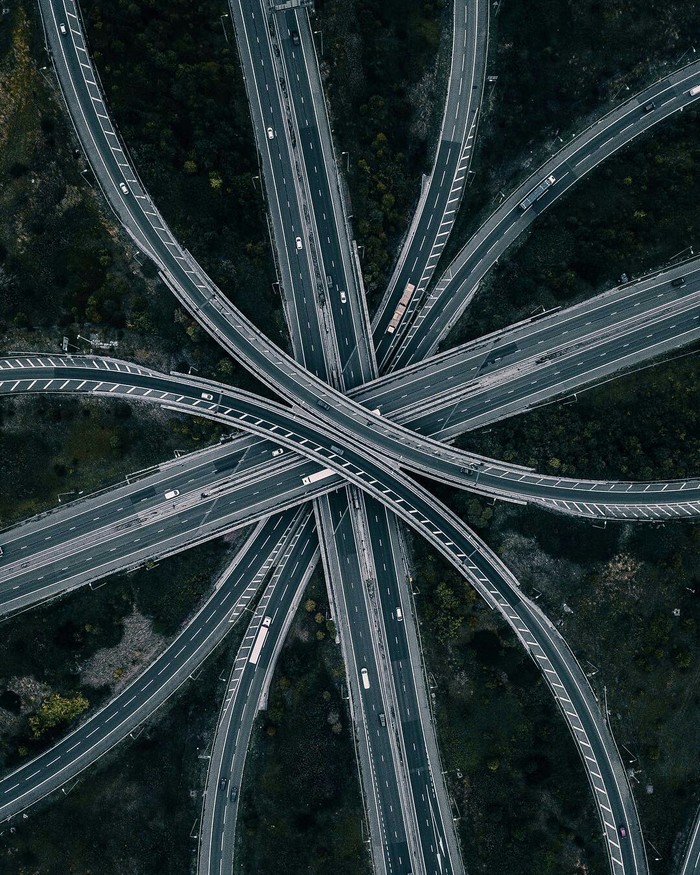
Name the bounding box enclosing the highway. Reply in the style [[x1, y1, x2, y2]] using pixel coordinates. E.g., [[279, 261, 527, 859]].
[[198, 510, 318, 875], [230, 5, 464, 873], [372, 0, 489, 368], [0, 512, 300, 821], [216, 1, 423, 871], [384, 59, 700, 370], [35, 3, 700, 525], [1, 358, 699, 523], [0, 369, 649, 875], [359, 260, 700, 435], [6, 3, 683, 873]]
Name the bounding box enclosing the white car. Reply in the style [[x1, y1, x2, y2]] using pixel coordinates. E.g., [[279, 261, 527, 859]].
[[119, 182, 129, 195], [339, 290, 347, 304], [295, 237, 303, 250], [201, 392, 214, 401], [272, 448, 285, 457], [165, 489, 180, 499], [266, 127, 275, 140], [59, 22, 67, 35]]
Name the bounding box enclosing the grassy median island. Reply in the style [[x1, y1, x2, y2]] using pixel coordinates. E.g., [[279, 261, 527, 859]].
[[236, 571, 369, 875]]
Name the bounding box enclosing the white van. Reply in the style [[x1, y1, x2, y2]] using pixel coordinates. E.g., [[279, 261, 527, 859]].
[[396, 607, 403, 621], [361, 668, 370, 690]]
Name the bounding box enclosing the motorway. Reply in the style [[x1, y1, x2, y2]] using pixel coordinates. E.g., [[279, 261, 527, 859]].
[[359, 260, 700, 435], [372, 0, 489, 368], [0, 512, 300, 821], [198, 510, 318, 875], [385, 60, 700, 370], [4, 1, 691, 873], [35, 3, 700, 529], [216, 1, 427, 871], [1, 358, 699, 524]]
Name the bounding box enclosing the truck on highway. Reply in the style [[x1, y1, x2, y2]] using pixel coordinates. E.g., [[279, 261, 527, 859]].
[[302, 468, 335, 486], [387, 282, 415, 334], [248, 616, 272, 666], [361, 668, 370, 689], [519, 175, 556, 211]]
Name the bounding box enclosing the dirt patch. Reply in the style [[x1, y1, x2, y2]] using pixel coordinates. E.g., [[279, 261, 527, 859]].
[[80, 610, 165, 692]]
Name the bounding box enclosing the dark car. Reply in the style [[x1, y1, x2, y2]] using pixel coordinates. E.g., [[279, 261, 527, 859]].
[[618, 824, 627, 838], [291, 30, 300, 45], [229, 786, 238, 802], [671, 276, 686, 288], [316, 399, 330, 410], [643, 101, 656, 113], [219, 776, 228, 792]]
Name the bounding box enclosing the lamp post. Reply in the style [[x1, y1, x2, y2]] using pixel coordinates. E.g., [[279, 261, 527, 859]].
[[220, 13, 229, 43]]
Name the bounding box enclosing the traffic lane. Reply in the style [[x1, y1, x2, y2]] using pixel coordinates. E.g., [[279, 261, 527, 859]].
[[281, 19, 370, 387], [326, 492, 413, 874], [410, 303, 700, 441], [373, 0, 486, 352], [0, 440, 268, 559], [206, 512, 318, 875], [361, 264, 699, 412], [0, 512, 295, 821], [45, 0, 157, 259], [395, 64, 700, 367], [393, 285, 700, 430], [0, 455, 328, 614], [234, 0, 328, 379], [367, 501, 454, 875]]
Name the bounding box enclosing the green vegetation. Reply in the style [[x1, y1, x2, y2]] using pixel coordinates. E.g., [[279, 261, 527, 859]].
[[82, 0, 287, 347], [0, 537, 232, 772], [412, 539, 606, 875], [316, 0, 447, 303], [450, 504, 700, 871], [1, 637, 234, 875], [442, 0, 700, 273], [450, 110, 700, 345], [0, 2, 250, 388], [459, 345, 700, 481], [237, 572, 369, 875], [28, 693, 89, 740], [481, 0, 700, 181]]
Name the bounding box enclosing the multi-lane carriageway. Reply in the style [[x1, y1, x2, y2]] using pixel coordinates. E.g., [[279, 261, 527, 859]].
[[0, 357, 648, 875], [380, 59, 700, 371], [0, 357, 699, 532], [12, 2, 698, 873]]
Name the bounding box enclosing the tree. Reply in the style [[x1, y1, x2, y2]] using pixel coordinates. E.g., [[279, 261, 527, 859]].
[[28, 692, 89, 739]]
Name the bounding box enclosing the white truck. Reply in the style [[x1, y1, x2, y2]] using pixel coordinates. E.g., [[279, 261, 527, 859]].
[[519, 175, 556, 211], [302, 468, 335, 486], [248, 616, 272, 666]]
